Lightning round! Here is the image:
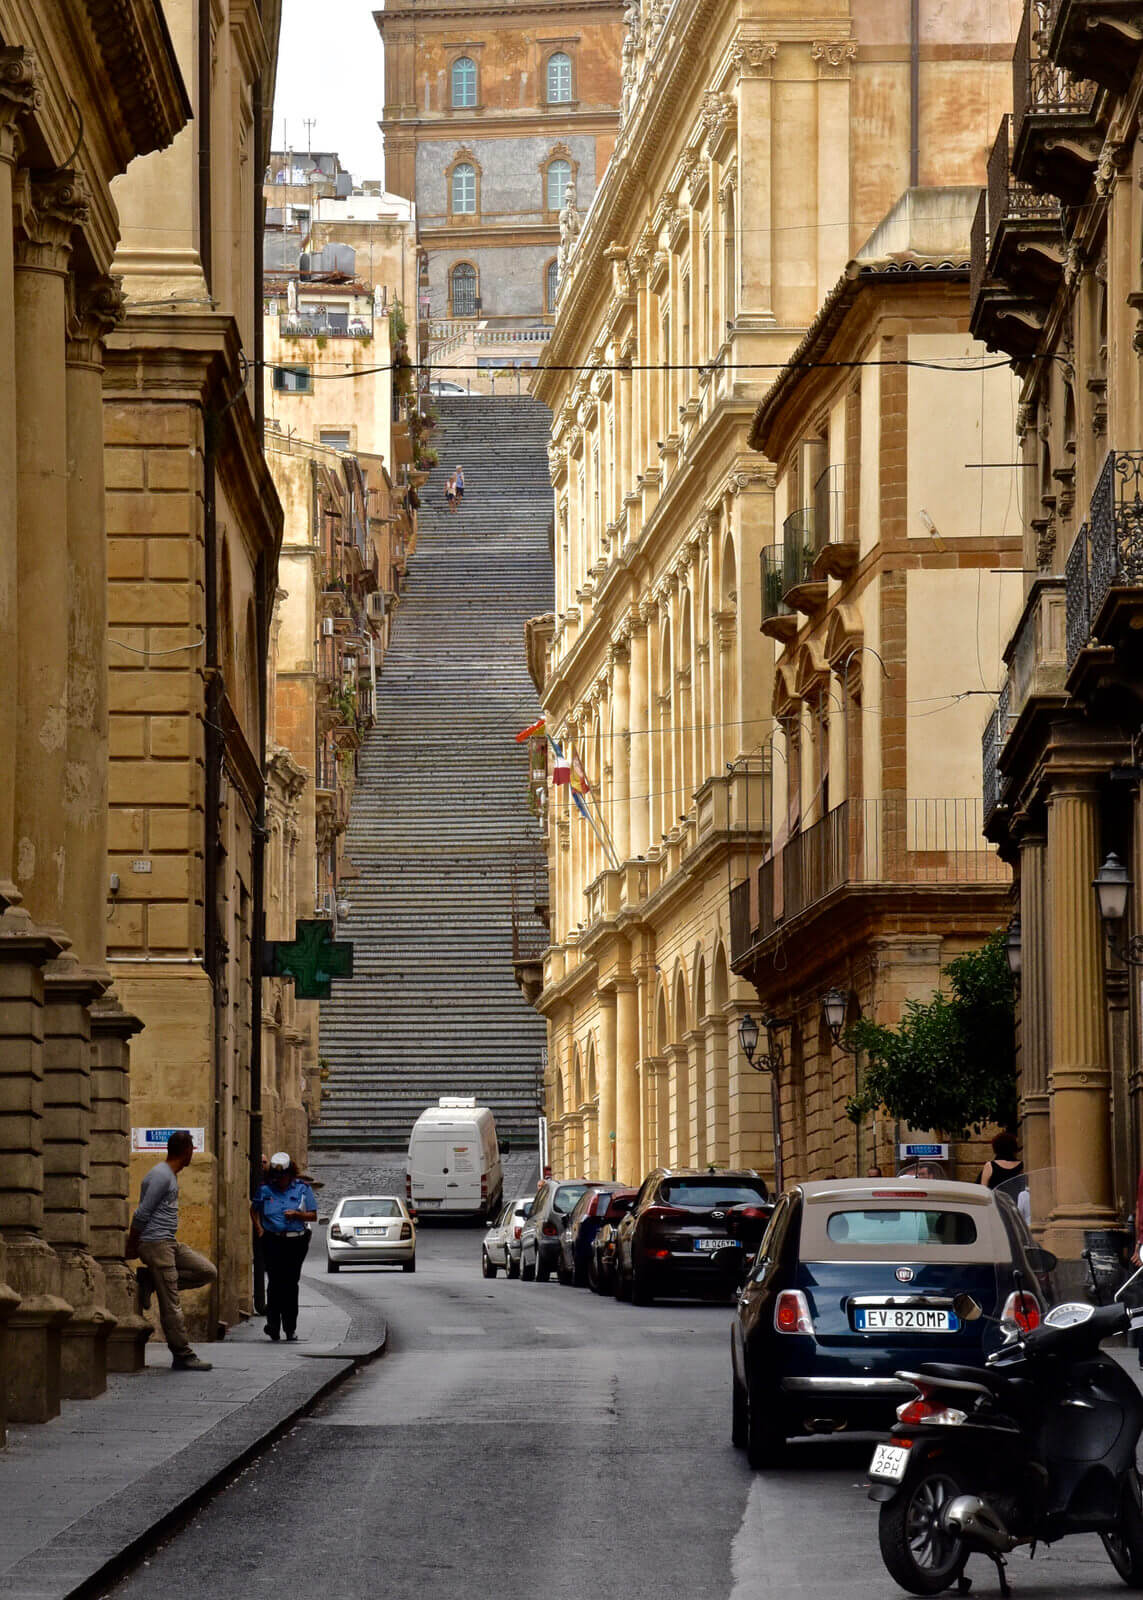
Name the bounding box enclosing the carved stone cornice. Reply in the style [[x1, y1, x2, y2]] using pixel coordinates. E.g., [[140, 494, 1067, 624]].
[[811, 40, 858, 77], [0, 46, 40, 164], [67, 274, 126, 367], [14, 170, 90, 273]]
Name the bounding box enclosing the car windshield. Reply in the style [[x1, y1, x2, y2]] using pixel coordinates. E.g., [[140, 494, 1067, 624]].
[[553, 1183, 591, 1214], [340, 1199, 402, 1219], [825, 1209, 978, 1246], [659, 1181, 768, 1207]]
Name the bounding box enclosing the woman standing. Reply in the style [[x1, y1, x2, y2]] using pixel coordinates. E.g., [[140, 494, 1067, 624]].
[[251, 1153, 317, 1342], [978, 1131, 1023, 1191]]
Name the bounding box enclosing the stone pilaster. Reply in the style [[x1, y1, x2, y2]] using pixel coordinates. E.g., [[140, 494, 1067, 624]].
[[685, 1027, 707, 1164], [609, 639, 631, 863], [0, 923, 71, 1424], [89, 998, 149, 1372], [1017, 831, 1051, 1177], [1046, 779, 1116, 1236], [0, 1236, 20, 1448], [667, 1041, 689, 1165], [703, 1012, 730, 1168], [597, 987, 617, 1181], [628, 617, 649, 857], [614, 978, 640, 1183]]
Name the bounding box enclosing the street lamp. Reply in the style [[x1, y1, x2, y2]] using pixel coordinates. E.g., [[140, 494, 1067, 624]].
[[738, 1013, 787, 1073], [1093, 852, 1143, 965], [822, 987, 850, 1048], [738, 1013, 760, 1066], [1004, 913, 1022, 985]]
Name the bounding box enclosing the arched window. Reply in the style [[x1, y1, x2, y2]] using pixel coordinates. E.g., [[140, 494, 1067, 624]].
[[451, 262, 477, 317], [451, 162, 476, 215], [546, 51, 572, 103], [451, 57, 477, 108], [546, 258, 559, 311], [546, 158, 571, 213]]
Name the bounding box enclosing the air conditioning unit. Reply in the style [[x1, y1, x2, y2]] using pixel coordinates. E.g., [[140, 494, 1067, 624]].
[[367, 591, 386, 620], [321, 617, 335, 637]]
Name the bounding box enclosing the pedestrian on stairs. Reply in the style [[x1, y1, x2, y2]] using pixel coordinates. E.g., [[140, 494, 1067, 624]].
[[128, 1129, 217, 1373], [251, 1153, 317, 1342], [445, 472, 457, 512], [454, 463, 465, 502]]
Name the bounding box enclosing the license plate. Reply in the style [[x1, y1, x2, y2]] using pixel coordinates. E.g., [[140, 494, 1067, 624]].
[[358, 1228, 386, 1238], [870, 1444, 910, 1483], [416, 1199, 441, 1208], [854, 1307, 957, 1332], [695, 1237, 738, 1252]]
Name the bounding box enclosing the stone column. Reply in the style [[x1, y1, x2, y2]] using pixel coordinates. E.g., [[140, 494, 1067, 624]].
[[628, 614, 650, 857], [1046, 778, 1116, 1234], [685, 1027, 707, 1163], [581, 1104, 599, 1181], [668, 1041, 689, 1165], [1017, 830, 1051, 1179], [614, 979, 640, 1183], [597, 988, 617, 1181], [0, 48, 38, 907], [0, 1237, 20, 1448], [610, 639, 631, 863], [642, 1056, 668, 1171], [89, 998, 150, 1372], [704, 1012, 730, 1166]]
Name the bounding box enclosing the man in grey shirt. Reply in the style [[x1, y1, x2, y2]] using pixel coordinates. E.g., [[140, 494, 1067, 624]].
[[127, 1129, 217, 1371]]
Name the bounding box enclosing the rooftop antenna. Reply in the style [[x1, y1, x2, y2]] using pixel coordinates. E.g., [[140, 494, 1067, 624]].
[[303, 118, 317, 156]]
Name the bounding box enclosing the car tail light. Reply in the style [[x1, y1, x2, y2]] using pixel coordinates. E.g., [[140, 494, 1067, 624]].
[[774, 1290, 813, 1334], [542, 1221, 559, 1237], [873, 1190, 929, 1199], [330, 1224, 346, 1240], [735, 1206, 769, 1221], [1002, 1289, 1041, 1332], [513, 1225, 522, 1239], [399, 1222, 412, 1240], [405, 1173, 411, 1200], [896, 1395, 967, 1427], [649, 1248, 670, 1259]]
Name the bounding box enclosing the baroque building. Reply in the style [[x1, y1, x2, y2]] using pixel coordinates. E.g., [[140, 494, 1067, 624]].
[[376, 0, 625, 376], [732, 188, 1021, 1186], [0, 4, 187, 1434], [528, 0, 1019, 1187], [973, 0, 1143, 1242]]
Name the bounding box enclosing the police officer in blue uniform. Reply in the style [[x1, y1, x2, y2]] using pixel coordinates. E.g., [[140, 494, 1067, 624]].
[[251, 1153, 318, 1341]]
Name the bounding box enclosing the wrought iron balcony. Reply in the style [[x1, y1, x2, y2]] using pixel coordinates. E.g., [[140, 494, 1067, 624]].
[[811, 461, 860, 578], [781, 508, 827, 615], [1090, 450, 1143, 618], [1064, 522, 1091, 670], [1049, 0, 1143, 95], [1012, 0, 1102, 203], [970, 117, 1062, 359], [760, 544, 798, 643]]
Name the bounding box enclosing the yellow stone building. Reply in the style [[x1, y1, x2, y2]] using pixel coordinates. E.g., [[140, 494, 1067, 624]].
[[528, 1, 1019, 1187], [0, 3, 187, 1433], [973, 0, 1143, 1239], [104, 0, 284, 1337], [732, 188, 1021, 1186]]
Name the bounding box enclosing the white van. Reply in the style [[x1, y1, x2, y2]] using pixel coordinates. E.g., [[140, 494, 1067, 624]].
[[406, 1098, 504, 1220]]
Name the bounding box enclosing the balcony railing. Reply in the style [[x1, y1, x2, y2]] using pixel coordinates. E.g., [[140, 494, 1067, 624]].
[[988, 115, 1060, 237], [280, 314, 373, 339], [781, 508, 821, 594], [510, 852, 551, 965], [1089, 450, 1143, 619], [730, 877, 753, 965], [761, 544, 794, 627], [733, 798, 1007, 962], [1064, 522, 1090, 670], [1014, 0, 1099, 143], [983, 707, 1004, 823]]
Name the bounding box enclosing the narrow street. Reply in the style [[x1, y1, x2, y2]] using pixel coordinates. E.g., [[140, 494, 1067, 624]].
[[101, 1223, 1121, 1600]]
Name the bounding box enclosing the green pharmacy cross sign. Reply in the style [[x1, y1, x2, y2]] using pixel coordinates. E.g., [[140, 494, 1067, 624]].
[[263, 919, 354, 999]]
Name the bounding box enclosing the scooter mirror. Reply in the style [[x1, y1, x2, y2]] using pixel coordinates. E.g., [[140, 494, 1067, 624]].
[[953, 1293, 983, 1322]]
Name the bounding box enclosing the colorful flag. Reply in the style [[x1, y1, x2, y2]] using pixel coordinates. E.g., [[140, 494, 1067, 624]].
[[515, 716, 546, 744], [550, 741, 571, 785], [570, 747, 591, 796], [572, 790, 591, 820]]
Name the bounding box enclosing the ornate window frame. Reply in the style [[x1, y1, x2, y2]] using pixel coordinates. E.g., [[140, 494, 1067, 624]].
[[446, 147, 482, 222], [542, 46, 576, 106], [545, 257, 560, 314], [449, 260, 479, 318], [541, 144, 578, 221], [449, 53, 480, 110]]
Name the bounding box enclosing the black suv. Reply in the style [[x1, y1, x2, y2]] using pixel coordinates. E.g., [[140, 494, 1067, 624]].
[[615, 1168, 771, 1304]]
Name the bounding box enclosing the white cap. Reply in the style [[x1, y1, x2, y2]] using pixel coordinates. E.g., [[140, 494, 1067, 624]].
[[268, 1151, 291, 1169]]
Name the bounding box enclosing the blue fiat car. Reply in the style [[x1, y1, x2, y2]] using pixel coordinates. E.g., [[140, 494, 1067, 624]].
[[731, 1178, 1049, 1468]]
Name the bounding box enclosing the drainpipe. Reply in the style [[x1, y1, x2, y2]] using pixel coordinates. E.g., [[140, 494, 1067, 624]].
[[910, 0, 920, 189], [198, 0, 212, 293]]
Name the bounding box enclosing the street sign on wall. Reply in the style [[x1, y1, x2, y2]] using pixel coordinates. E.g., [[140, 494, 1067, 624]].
[[898, 1142, 949, 1162], [131, 1127, 206, 1154]]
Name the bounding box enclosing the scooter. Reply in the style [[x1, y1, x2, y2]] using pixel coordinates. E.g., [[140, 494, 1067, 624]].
[[868, 1271, 1143, 1595]]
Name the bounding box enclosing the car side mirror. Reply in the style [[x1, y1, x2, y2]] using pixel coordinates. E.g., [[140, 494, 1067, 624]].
[[318, 1216, 329, 1227]]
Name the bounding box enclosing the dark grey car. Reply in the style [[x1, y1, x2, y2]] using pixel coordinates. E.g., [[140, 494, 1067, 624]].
[[519, 1178, 592, 1281]]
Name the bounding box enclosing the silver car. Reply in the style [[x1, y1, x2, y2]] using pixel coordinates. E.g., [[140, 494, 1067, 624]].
[[481, 1194, 533, 1279], [326, 1195, 416, 1273]]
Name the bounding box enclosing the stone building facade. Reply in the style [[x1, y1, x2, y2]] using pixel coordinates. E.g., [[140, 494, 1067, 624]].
[[973, 0, 1143, 1242], [0, 4, 187, 1435], [732, 189, 1022, 1187], [104, 0, 284, 1339], [376, 0, 625, 364], [528, 0, 1019, 1188]]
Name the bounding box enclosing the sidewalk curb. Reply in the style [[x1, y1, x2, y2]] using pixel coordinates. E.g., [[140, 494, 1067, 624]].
[[0, 1320, 387, 1600]]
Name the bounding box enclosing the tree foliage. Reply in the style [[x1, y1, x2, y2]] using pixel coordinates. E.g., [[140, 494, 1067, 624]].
[[844, 932, 1017, 1138]]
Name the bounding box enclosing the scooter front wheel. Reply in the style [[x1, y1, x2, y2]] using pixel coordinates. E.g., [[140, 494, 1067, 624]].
[[1103, 1467, 1143, 1588], [878, 1465, 969, 1596]]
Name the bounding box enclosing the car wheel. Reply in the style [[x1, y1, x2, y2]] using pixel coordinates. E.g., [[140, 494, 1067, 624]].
[[536, 1254, 552, 1284], [506, 1254, 520, 1280], [402, 1257, 416, 1274], [572, 1259, 588, 1289], [744, 1370, 788, 1470], [587, 1256, 601, 1294], [615, 1261, 632, 1302], [326, 1259, 339, 1274], [631, 1256, 654, 1306], [521, 1253, 536, 1282], [481, 1248, 496, 1279], [556, 1257, 572, 1287], [878, 1465, 968, 1595]]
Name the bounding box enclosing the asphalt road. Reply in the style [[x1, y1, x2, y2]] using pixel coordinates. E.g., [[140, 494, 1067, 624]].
[[103, 1221, 1132, 1600]]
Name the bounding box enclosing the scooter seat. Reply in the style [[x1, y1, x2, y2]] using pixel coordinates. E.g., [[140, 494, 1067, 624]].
[[917, 1362, 1001, 1389]]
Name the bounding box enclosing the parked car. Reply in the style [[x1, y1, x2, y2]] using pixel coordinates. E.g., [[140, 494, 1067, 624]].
[[519, 1179, 592, 1281], [559, 1186, 636, 1286], [730, 1176, 1053, 1468], [428, 379, 469, 396], [589, 1206, 630, 1295], [614, 1169, 771, 1305], [482, 1194, 533, 1278], [326, 1195, 416, 1273]]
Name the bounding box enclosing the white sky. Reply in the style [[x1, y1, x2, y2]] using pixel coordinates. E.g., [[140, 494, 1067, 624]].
[[272, 1, 387, 185]]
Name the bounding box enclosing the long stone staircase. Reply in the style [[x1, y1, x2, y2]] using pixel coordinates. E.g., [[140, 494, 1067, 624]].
[[314, 396, 553, 1149]]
